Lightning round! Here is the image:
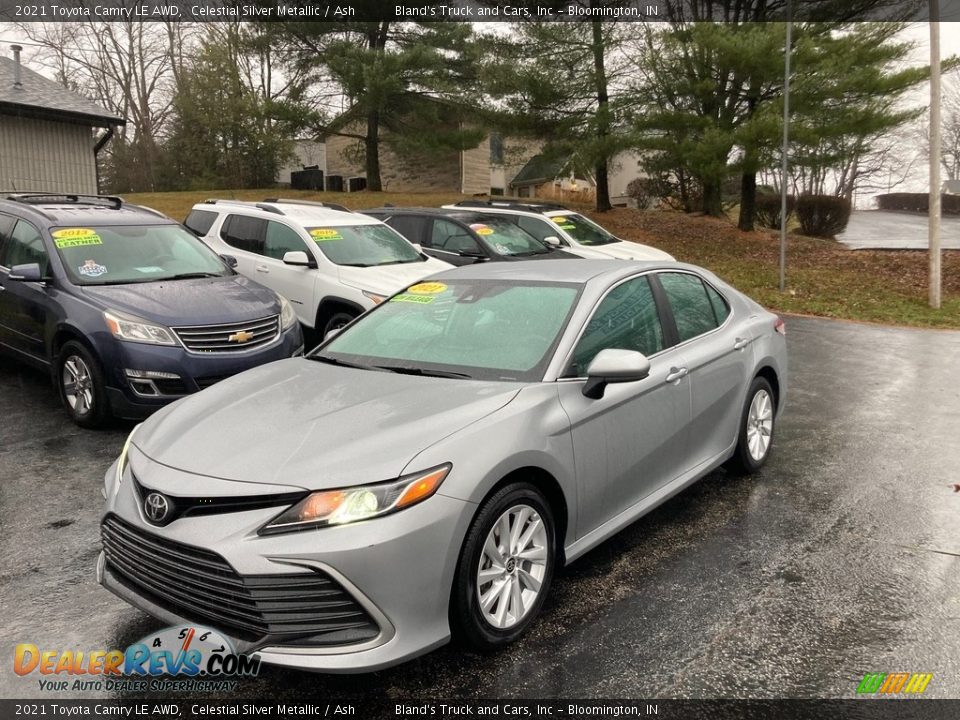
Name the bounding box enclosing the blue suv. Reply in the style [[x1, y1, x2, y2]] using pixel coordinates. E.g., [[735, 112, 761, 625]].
[[0, 193, 303, 427]]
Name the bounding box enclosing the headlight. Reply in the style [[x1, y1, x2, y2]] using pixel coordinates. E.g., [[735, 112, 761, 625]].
[[362, 290, 386, 305], [115, 424, 141, 486], [260, 464, 450, 534], [104, 310, 176, 345], [278, 294, 297, 330]]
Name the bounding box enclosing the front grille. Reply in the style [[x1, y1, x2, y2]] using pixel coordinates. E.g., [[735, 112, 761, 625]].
[[172, 315, 279, 353], [101, 514, 379, 645]]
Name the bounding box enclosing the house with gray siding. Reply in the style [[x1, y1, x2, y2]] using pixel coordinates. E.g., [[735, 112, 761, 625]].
[[0, 46, 124, 195]]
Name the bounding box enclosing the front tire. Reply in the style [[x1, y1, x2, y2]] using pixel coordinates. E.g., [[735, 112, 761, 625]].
[[57, 341, 109, 428], [451, 483, 556, 650], [726, 376, 776, 474], [321, 310, 356, 338]]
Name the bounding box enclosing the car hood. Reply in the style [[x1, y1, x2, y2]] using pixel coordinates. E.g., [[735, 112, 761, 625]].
[[81, 275, 279, 326], [337, 257, 452, 296], [133, 358, 522, 490], [590, 241, 675, 261]]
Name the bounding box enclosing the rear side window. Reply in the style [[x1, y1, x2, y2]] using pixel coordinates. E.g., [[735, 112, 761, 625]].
[[384, 215, 424, 244], [264, 221, 308, 260], [0, 213, 15, 260], [1, 220, 50, 276], [184, 209, 217, 237], [658, 272, 719, 342], [705, 283, 730, 325], [220, 215, 267, 255]]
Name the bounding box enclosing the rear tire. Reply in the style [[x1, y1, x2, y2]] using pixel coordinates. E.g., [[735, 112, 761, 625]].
[[451, 483, 556, 650], [56, 341, 109, 428], [726, 376, 776, 474]]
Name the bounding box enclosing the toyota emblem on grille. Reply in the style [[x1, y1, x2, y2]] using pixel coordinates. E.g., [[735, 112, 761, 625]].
[[144, 492, 171, 524], [228, 330, 254, 343]]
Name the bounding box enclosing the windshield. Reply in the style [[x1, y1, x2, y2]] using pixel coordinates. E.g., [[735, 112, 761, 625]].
[[51, 225, 229, 286], [458, 215, 552, 256], [548, 213, 619, 246], [306, 224, 422, 267], [314, 279, 581, 381]]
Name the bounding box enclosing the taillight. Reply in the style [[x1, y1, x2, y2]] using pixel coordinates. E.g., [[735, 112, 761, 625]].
[[774, 316, 786, 336]]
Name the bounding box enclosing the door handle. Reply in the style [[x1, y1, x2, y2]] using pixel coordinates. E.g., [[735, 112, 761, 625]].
[[733, 337, 750, 350], [255, 264, 269, 274], [666, 367, 688, 383]]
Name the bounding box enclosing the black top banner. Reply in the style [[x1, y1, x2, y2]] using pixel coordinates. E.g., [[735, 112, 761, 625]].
[[0, 0, 956, 24]]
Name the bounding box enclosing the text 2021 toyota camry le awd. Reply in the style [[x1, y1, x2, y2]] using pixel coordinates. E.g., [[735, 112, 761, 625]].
[[98, 260, 787, 673]]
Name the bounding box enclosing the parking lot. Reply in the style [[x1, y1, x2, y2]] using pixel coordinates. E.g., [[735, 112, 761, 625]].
[[1, 315, 959, 701]]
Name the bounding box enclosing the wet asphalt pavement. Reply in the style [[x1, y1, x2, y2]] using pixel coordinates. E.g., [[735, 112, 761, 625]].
[[1, 315, 959, 701]]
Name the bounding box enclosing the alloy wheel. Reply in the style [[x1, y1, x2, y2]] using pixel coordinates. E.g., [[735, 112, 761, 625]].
[[746, 388, 773, 462], [476, 504, 548, 630], [62, 355, 95, 417]]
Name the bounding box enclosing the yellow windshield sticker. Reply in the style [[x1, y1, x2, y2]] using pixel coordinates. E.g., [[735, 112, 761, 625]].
[[469, 223, 494, 236], [310, 228, 342, 241], [390, 293, 435, 304], [407, 282, 447, 295], [52, 228, 102, 248], [552, 217, 568, 224]]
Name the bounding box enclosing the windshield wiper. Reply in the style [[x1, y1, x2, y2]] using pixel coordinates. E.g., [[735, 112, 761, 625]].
[[512, 249, 551, 257], [306, 355, 375, 370], [163, 272, 221, 280], [371, 364, 472, 379]]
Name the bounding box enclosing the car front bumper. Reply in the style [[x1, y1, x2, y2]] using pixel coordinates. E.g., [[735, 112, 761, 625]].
[[98, 325, 304, 419], [99, 454, 475, 673]]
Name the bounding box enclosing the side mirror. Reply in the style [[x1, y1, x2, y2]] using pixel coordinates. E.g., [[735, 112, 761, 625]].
[[412, 243, 423, 253], [323, 328, 341, 342], [220, 254, 238, 269], [9, 263, 43, 282], [282, 251, 312, 267], [582, 348, 651, 399], [543, 235, 562, 247]]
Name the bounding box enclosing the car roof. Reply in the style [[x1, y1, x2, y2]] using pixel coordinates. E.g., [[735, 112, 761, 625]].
[[195, 199, 377, 227], [447, 200, 570, 213], [0, 194, 175, 227], [428, 258, 688, 285]]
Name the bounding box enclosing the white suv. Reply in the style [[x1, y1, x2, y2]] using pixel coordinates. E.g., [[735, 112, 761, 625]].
[[442, 200, 674, 261], [186, 199, 452, 337]]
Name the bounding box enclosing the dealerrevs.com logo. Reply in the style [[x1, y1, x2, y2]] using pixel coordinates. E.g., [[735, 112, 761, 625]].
[[856, 672, 933, 695], [14, 625, 260, 692]]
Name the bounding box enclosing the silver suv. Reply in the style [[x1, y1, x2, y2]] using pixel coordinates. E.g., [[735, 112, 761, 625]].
[[186, 199, 451, 337]]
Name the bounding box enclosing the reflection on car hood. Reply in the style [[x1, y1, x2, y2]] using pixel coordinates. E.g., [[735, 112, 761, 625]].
[[337, 257, 452, 296], [81, 275, 279, 326], [589, 241, 675, 261], [134, 358, 522, 489]]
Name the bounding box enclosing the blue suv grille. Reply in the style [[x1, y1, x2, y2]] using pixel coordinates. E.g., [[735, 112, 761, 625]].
[[172, 315, 279, 353]]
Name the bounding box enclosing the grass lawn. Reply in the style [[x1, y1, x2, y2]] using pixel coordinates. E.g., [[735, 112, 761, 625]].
[[124, 188, 960, 330]]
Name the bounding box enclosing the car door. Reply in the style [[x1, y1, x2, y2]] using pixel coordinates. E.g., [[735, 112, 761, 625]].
[[556, 275, 692, 535], [258, 220, 317, 325], [218, 214, 267, 280], [0, 219, 54, 361], [654, 271, 752, 471]]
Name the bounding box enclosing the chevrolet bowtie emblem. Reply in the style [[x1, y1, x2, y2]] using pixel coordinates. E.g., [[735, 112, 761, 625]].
[[228, 330, 254, 343]]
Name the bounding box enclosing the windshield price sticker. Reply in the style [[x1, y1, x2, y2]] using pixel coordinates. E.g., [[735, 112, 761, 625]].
[[309, 228, 342, 242], [470, 224, 494, 236], [390, 294, 435, 304], [407, 282, 447, 295], [52, 228, 103, 248]]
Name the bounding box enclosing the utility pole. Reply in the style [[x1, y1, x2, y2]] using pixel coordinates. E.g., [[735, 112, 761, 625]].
[[930, 0, 942, 309], [779, 3, 793, 293]]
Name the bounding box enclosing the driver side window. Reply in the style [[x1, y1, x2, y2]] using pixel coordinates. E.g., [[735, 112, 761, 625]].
[[432, 219, 480, 255], [568, 276, 663, 377], [264, 221, 309, 261], [2, 221, 50, 276]]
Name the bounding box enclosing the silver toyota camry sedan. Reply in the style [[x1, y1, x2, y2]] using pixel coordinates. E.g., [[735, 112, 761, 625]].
[[98, 260, 787, 673]]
